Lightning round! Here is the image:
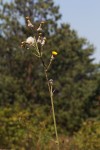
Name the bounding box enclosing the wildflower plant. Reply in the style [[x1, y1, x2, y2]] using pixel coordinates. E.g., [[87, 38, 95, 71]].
[[21, 17, 59, 150]]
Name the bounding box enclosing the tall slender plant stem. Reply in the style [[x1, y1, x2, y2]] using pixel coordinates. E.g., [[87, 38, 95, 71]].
[[50, 82, 60, 150], [40, 55, 60, 150]]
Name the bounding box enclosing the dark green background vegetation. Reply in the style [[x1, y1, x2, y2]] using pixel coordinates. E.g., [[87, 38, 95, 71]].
[[0, 0, 100, 149]]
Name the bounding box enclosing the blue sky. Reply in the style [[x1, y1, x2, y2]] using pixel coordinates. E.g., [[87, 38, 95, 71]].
[[55, 0, 100, 63]]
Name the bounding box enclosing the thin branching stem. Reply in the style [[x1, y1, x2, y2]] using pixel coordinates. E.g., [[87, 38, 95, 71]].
[[40, 55, 50, 93], [22, 18, 59, 149], [46, 57, 53, 72]]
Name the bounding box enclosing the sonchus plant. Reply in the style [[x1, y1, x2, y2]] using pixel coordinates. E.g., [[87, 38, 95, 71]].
[[21, 17, 59, 150]]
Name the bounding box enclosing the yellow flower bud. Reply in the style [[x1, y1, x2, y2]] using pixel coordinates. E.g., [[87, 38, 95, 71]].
[[52, 51, 58, 56]]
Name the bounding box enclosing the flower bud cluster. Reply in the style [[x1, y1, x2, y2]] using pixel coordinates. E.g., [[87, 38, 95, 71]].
[[21, 16, 58, 68]]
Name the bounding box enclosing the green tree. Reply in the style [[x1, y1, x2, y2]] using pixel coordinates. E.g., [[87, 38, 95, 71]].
[[83, 74, 100, 119]]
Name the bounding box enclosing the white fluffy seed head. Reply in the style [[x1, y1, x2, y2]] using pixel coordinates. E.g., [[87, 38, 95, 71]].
[[26, 37, 35, 45]]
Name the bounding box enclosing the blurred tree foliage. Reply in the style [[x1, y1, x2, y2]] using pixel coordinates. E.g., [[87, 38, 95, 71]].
[[0, 0, 100, 149], [0, 104, 53, 149], [72, 120, 100, 150]]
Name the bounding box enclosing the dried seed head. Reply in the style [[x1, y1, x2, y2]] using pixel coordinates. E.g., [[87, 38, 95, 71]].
[[39, 33, 42, 36], [37, 24, 43, 32], [49, 79, 53, 86], [26, 16, 30, 20], [41, 21, 45, 24], [41, 37, 46, 46], [37, 36, 42, 44], [27, 20, 34, 28]]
